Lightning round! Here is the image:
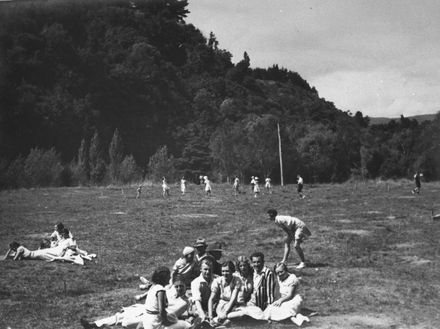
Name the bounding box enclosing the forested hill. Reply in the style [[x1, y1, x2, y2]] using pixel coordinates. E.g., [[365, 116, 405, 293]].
[[0, 0, 439, 188]]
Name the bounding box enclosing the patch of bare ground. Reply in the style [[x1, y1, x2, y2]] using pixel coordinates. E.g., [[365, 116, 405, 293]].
[[311, 313, 395, 328], [338, 229, 371, 236]]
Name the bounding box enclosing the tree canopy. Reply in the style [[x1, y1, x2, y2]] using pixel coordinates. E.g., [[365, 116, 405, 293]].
[[0, 0, 438, 188]]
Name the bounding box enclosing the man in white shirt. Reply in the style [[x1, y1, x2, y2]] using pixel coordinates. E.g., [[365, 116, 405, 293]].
[[267, 209, 311, 269], [191, 259, 217, 322]]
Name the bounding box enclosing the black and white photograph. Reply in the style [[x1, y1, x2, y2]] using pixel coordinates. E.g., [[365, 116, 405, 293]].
[[0, 0, 439, 328]]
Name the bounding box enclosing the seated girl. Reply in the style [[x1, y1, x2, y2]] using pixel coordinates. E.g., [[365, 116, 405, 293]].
[[49, 222, 73, 247], [226, 256, 265, 321], [80, 274, 192, 329], [208, 260, 242, 326], [264, 262, 310, 326]]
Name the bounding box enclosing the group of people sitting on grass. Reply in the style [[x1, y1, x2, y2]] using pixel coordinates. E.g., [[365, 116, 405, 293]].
[[2, 222, 96, 265], [80, 238, 310, 329]]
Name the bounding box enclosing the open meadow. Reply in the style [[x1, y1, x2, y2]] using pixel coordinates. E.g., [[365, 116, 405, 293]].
[[1, 181, 439, 329]]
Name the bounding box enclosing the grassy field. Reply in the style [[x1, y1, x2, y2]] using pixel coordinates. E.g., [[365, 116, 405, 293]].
[[1, 181, 439, 329]]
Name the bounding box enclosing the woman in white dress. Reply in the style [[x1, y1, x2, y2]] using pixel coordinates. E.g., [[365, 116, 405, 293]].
[[162, 177, 170, 197], [264, 263, 310, 326], [80, 274, 191, 329], [180, 177, 186, 195], [204, 176, 211, 196], [265, 177, 272, 194], [253, 177, 260, 198]]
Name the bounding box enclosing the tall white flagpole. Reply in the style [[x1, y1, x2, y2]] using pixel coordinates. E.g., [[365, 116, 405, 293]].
[[277, 123, 284, 186]]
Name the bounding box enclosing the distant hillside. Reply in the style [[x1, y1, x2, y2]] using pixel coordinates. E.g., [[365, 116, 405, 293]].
[[369, 113, 436, 125], [0, 0, 439, 188]]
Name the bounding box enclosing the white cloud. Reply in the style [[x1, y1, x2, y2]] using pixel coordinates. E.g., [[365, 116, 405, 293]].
[[187, 0, 440, 117], [311, 69, 440, 117]]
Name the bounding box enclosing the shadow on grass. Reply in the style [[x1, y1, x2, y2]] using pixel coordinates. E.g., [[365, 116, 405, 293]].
[[306, 262, 329, 268]]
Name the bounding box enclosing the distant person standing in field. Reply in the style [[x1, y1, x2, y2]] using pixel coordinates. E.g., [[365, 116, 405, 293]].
[[233, 176, 240, 196], [266, 209, 311, 269], [412, 171, 422, 194], [180, 177, 186, 195], [297, 175, 305, 199], [250, 176, 256, 193], [162, 177, 170, 197], [204, 176, 212, 196], [265, 177, 272, 194], [136, 185, 142, 199], [253, 177, 261, 198]]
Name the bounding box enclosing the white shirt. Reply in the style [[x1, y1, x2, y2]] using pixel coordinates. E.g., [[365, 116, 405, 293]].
[[274, 216, 307, 232], [145, 284, 166, 313], [278, 273, 299, 298]]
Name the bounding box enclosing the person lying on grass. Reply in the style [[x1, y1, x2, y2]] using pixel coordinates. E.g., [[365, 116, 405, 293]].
[[3, 229, 95, 265], [266, 208, 311, 269], [207, 260, 242, 326], [81, 274, 193, 329], [3, 228, 75, 261], [264, 262, 310, 326]]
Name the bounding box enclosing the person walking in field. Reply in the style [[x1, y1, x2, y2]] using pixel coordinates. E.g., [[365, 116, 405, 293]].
[[250, 176, 256, 193], [265, 177, 272, 194], [266, 209, 311, 269], [412, 171, 422, 194], [180, 177, 187, 195], [253, 177, 261, 198], [136, 185, 142, 199], [297, 175, 305, 199], [264, 262, 310, 326], [204, 176, 212, 196], [233, 176, 240, 196], [162, 177, 170, 197]]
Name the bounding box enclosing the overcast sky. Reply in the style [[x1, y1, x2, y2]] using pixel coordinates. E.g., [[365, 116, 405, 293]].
[[186, 0, 440, 118]]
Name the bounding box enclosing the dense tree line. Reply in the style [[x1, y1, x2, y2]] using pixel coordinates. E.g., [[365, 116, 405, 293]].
[[0, 0, 438, 188]]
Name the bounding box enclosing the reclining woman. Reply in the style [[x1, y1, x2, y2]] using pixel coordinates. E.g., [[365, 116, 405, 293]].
[[264, 262, 310, 326], [80, 274, 192, 329], [3, 229, 76, 262], [3, 229, 94, 265]]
